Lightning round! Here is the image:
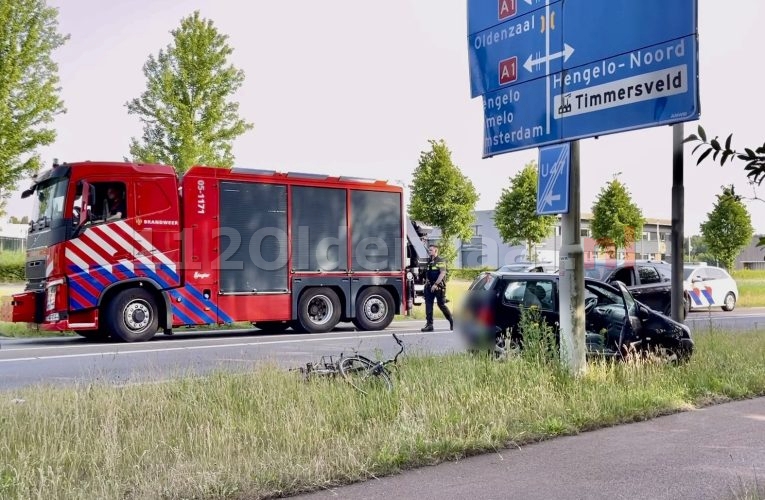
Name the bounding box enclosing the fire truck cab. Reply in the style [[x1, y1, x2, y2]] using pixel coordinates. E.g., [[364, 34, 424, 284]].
[[12, 161, 408, 341]]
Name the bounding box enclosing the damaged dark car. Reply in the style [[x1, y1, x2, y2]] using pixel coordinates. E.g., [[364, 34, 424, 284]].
[[458, 271, 694, 362]]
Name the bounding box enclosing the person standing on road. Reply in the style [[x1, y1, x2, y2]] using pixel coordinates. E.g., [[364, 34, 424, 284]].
[[422, 245, 453, 332]]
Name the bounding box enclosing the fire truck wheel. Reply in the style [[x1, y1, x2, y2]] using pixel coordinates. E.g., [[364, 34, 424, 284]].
[[353, 287, 395, 331], [107, 288, 159, 342], [297, 287, 341, 333]]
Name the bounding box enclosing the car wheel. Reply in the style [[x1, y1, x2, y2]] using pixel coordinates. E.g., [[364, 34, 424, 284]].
[[722, 292, 736, 311], [663, 302, 686, 321]]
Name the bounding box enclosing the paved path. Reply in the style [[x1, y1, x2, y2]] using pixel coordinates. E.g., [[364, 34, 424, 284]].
[[295, 397, 765, 500]]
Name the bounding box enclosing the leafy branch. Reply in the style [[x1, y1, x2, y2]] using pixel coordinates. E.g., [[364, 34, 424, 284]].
[[684, 125, 765, 186]]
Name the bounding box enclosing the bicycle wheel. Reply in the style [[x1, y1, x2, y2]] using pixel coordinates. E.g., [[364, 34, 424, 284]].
[[339, 356, 393, 394]]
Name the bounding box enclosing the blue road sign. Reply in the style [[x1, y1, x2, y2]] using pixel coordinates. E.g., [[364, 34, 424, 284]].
[[468, 0, 700, 157], [468, 0, 696, 98], [537, 143, 570, 215], [468, 0, 553, 36], [468, 2, 563, 97], [482, 35, 698, 157]]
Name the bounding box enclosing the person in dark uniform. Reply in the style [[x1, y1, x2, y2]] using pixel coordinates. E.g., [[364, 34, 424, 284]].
[[106, 185, 126, 220], [421, 244, 453, 332]]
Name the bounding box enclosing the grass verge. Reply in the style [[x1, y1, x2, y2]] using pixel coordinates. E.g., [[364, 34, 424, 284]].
[[1, 330, 765, 499]]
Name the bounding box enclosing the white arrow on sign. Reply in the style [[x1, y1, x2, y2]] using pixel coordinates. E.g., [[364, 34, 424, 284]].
[[524, 43, 575, 73], [542, 192, 561, 207]]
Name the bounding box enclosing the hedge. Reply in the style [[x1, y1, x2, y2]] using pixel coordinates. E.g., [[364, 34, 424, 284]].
[[448, 267, 493, 281], [0, 264, 24, 282]]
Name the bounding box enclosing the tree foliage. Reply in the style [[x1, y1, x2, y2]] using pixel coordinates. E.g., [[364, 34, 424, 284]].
[[686, 124, 765, 247], [0, 0, 68, 214], [685, 125, 765, 187], [688, 234, 715, 264], [590, 177, 644, 257], [494, 161, 556, 259], [409, 140, 479, 264], [699, 185, 753, 271], [126, 11, 253, 174]]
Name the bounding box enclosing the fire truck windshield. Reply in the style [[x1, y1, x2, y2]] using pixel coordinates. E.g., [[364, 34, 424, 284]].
[[30, 177, 69, 232]]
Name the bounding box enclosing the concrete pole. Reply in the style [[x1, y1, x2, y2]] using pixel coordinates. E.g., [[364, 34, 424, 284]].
[[558, 140, 586, 375]]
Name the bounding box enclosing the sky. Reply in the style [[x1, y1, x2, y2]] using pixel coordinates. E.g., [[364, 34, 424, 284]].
[[9, 0, 765, 236]]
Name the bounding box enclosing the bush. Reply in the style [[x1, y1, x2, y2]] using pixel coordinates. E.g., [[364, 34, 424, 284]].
[[0, 252, 24, 282], [449, 267, 492, 281]]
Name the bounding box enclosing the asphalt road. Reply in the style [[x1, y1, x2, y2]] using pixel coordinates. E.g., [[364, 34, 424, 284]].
[[0, 320, 459, 391], [686, 307, 765, 332], [293, 396, 765, 500]]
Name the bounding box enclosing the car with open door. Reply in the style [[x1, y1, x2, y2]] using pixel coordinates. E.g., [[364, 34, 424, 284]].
[[458, 271, 694, 362]]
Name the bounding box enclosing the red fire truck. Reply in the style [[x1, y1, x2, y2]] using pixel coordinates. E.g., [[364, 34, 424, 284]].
[[11, 161, 412, 341]]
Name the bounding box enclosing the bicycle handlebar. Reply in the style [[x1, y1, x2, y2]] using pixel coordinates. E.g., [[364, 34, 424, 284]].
[[392, 333, 404, 363]]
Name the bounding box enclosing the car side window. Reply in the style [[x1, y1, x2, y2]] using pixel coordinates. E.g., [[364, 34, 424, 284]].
[[585, 282, 622, 307], [503, 280, 555, 310], [708, 268, 728, 280], [637, 265, 661, 284], [611, 267, 635, 286]]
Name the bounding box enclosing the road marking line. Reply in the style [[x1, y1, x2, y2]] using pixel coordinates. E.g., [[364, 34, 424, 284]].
[[0, 330, 451, 364]]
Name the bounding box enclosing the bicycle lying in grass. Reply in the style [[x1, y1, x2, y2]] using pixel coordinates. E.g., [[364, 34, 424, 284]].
[[291, 333, 405, 394]]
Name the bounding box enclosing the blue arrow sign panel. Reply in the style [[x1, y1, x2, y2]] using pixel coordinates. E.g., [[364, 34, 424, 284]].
[[483, 34, 699, 157], [537, 143, 570, 215], [468, 0, 697, 99], [468, 2, 563, 97], [468, 0, 553, 36]]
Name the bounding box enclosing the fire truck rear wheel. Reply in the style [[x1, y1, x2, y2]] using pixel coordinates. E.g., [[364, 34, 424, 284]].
[[353, 287, 395, 331], [107, 288, 159, 342], [298, 287, 341, 333]]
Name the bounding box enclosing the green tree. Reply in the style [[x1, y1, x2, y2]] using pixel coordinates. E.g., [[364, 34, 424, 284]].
[[699, 185, 753, 271], [409, 139, 479, 264], [688, 234, 715, 264], [0, 0, 68, 215], [590, 176, 644, 257], [493, 161, 556, 260], [126, 11, 253, 173]]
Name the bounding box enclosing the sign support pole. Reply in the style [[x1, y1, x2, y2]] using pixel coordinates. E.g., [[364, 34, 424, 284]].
[[671, 123, 685, 322], [558, 140, 586, 375]]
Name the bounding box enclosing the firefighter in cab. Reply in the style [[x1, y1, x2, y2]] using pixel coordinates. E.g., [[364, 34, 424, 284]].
[[421, 244, 453, 332]]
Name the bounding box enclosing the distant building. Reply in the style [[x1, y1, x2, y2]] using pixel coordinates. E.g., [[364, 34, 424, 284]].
[[0, 222, 28, 252], [735, 235, 765, 270], [426, 210, 672, 269]]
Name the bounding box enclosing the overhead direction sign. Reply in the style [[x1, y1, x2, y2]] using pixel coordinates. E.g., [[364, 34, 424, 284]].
[[483, 35, 698, 157], [468, 0, 553, 36], [537, 143, 570, 215], [467, 0, 700, 157], [468, 1, 564, 97]]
